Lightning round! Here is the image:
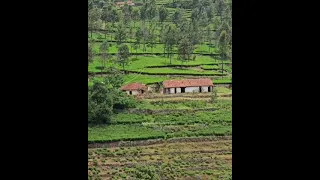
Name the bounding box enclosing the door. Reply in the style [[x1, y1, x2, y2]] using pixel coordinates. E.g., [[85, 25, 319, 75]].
[[208, 86, 211, 92], [181, 87, 185, 93], [174, 88, 177, 94], [199, 86, 202, 93]]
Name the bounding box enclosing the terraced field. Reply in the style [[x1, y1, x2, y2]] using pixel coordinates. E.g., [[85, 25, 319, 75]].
[[88, 0, 232, 179], [88, 137, 232, 180]]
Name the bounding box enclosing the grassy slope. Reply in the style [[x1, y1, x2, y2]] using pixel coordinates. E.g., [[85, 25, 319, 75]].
[[88, 99, 232, 143], [89, 55, 229, 74], [88, 74, 231, 86]]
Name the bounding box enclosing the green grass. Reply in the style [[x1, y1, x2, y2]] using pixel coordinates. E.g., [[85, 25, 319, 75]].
[[88, 100, 231, 143], [123, 74, 173, 84], [91, 41, 219, 54], [131, 67, 223, 75], [200, 64, 219, 70], [214, 79, 232, 84], [89, 74, 175, 86], [88, 124, 165, 143], [88, 55, 228, 73], [215, 87, 232, 94], [218, 64, 232, 73], [135, 99, 230, 110]]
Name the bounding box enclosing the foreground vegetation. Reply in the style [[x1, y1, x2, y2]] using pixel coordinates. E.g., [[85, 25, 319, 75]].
[[88, 137, 232, 180]]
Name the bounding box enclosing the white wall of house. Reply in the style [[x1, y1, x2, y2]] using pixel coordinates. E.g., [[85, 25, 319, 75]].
[[125, 90, 139, 95], [176, 88, 181, 93], [201, 86, 209, 92], [169, 87, 181, 94], [166, 86, 213, 94], [185, 86, 200, 93], [185, 86, 214, 93]]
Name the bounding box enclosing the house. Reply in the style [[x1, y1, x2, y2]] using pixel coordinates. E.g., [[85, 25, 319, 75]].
[[120, 82, 147, 95], [115, 0, 135, 7], [163, 78, 214, 94]]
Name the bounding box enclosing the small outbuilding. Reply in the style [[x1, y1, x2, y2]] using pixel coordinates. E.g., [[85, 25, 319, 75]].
[[163, 78, 214, 94], [120, 82, 147, 95]]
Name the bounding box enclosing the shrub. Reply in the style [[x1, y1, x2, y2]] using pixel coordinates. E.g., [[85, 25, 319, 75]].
[[211, 88, 218, 102]]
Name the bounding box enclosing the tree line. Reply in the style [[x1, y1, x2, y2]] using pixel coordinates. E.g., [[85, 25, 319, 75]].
[[88, 0, 231, 69]]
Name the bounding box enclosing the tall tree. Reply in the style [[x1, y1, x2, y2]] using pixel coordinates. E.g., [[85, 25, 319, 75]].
[[88, 43, 93, 66], [147, 23, 157, 53], [88, 84, 113, 124], [108, 8, 119, 41], [172, 9, 182, 25], [132, 42, 139, 59], [218, 30, 229, 74], [190, 20, 200, 45], [99, 40, 109, 71], [222, 2, 232, 26], [117, 44, 130, 71], [191, 8, 199, 22], [135, 27, 143, 49], [206, 27, 213, 53], [178, 37, 195, 64], [132, 9, 140, 28], [141, 27, 149, 52], [215, 0, 226, 22], [158, 6, 169, 25], [101, 5, 109, 28], [140, 5, 147, 26], [88, 7, 102, 38], [160, 25, 168, 57], [146, 0, 157, 21], [163, 24, 177, 64], [122, 4, 132, 27], [114, 22, 127, 45], [101, 6, 110, 39], [88, 69, 137, 124], [206, 4, 215, 21]]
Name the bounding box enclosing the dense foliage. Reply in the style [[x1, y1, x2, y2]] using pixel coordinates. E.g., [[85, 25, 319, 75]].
[[88, 68, 138, 124], [88, 0, 232, 66]]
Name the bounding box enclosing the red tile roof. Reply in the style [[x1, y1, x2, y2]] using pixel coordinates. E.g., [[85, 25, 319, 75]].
[[120, 82, 147, 91], [163, 79, 213, 88]]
